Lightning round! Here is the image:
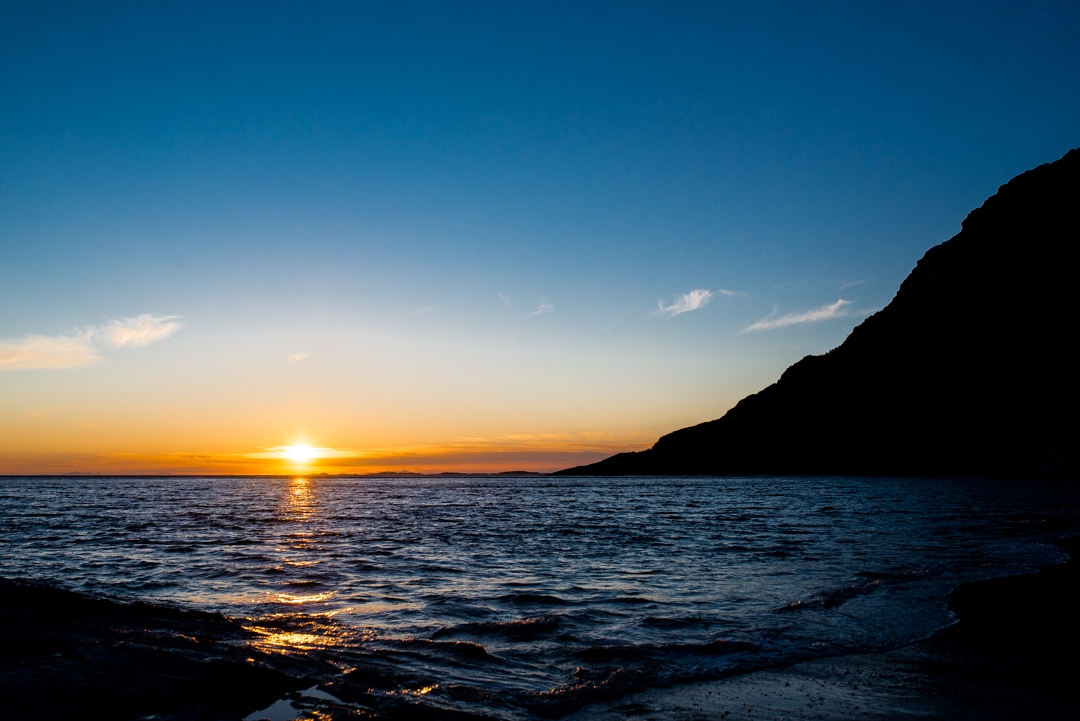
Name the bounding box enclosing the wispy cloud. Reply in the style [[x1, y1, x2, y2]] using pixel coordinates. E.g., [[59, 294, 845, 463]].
[[25, 408, 62, 417], [839, 278, 867, 290], [0, 313, 182, 370], [286, 352, 310, 362], [502, 432, 572, 441], [0, 334, 99, 370], [530, 303, 553, 315], [99, 314, 182, 347], [716, 288, 745, 297], [655, 289, 713, 316], [743, 299, 853, 332], [497, 292, 512, 306]]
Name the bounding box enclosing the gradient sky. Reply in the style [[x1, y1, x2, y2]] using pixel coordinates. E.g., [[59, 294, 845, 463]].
[[2, 1, 1079, 474]]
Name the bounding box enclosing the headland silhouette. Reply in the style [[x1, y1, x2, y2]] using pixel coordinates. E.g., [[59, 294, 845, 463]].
[[558, 149, 1079, 477]]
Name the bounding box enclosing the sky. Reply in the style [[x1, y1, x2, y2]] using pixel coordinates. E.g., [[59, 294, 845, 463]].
[[2, 1, 1079, 474]]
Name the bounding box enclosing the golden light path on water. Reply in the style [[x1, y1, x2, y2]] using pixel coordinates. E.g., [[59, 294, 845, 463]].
[[241, 474, 424, 668], [244, 476, 347, 654]]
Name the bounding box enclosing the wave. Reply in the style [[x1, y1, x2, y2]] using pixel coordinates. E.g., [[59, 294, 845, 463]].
[[396, 638, 500, 663], [498, 593, 572, 606], [575, 638, 755, 663], [433, 615, 562, 640], [777, 579, 883, 612]]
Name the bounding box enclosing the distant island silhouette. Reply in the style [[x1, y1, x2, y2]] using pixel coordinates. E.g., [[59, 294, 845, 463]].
[[558, 149, 1079, 477]]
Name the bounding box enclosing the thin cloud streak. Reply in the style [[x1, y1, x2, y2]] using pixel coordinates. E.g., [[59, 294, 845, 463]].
[[0, 313, 182, 370], [0, 334, 99, 370], [743, 299, 853, 331], [656, 289, 713, 316], [100, 314, 182, 347], [286, 352, 311, 362], [530, 303, 553, 315]]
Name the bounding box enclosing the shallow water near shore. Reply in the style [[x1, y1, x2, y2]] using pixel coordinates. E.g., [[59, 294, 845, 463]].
[[1, 475, 1077, 718]]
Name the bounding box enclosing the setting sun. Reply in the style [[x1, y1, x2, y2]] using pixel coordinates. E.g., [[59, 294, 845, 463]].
[[283, 444, 317, 463]]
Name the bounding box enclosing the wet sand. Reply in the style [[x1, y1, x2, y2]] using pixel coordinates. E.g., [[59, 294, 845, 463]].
[[3, 543, 1078, 720], [572, 542, 1080, 721]]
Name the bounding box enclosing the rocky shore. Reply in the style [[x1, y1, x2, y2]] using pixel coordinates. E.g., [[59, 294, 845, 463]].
[[572, 541, 1080, 721], [3, 541, 1077, 720]]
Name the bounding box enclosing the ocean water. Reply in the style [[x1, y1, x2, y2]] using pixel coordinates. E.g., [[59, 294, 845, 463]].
[[1, 475, 1077, 718]]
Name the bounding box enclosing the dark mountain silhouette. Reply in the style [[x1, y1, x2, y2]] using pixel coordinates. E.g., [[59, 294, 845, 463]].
[[558, 149, 1079, 477]]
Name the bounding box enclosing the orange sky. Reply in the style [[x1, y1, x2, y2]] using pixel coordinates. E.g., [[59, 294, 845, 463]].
[[0, 437, 650, 475], [1, 317, 783, 475]]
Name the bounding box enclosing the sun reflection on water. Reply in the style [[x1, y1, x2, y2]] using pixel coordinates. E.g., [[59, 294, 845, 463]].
[[246, 476, 350, 654], [290, 476, 311, 503], [387, 685, 439, 697], [245, 612, 377, 656], [270, 591, 335, 605], [258, 631, 332, 648]]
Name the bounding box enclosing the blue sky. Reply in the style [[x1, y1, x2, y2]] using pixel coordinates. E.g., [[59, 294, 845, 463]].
[[2, 1, 1079, 472]]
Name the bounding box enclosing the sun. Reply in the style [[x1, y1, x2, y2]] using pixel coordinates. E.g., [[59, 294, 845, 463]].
[[283, 444, 318, 463]]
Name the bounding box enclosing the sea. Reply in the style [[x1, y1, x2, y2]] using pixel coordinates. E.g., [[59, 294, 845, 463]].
[[2, 474, 1078, 719]]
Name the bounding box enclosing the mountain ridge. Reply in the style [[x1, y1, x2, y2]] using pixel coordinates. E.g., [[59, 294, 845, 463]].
[[556, 149, 1079, 477]]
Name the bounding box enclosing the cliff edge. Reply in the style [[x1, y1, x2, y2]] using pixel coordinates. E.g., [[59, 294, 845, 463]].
[[557, 149, 1079, 477]]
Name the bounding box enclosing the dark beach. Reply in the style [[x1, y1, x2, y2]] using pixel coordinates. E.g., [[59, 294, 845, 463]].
[[2, 540, 1076, 721]]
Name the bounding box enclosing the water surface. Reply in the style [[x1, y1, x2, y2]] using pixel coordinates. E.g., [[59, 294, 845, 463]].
[[1, 475, 1076, 717]]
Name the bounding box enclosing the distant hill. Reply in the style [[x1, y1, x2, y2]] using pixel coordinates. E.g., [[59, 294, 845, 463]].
[[557, 149, 1079, 477]]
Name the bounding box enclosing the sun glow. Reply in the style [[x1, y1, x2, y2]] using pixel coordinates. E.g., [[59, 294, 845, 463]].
[[283, 444, 318, 463]]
